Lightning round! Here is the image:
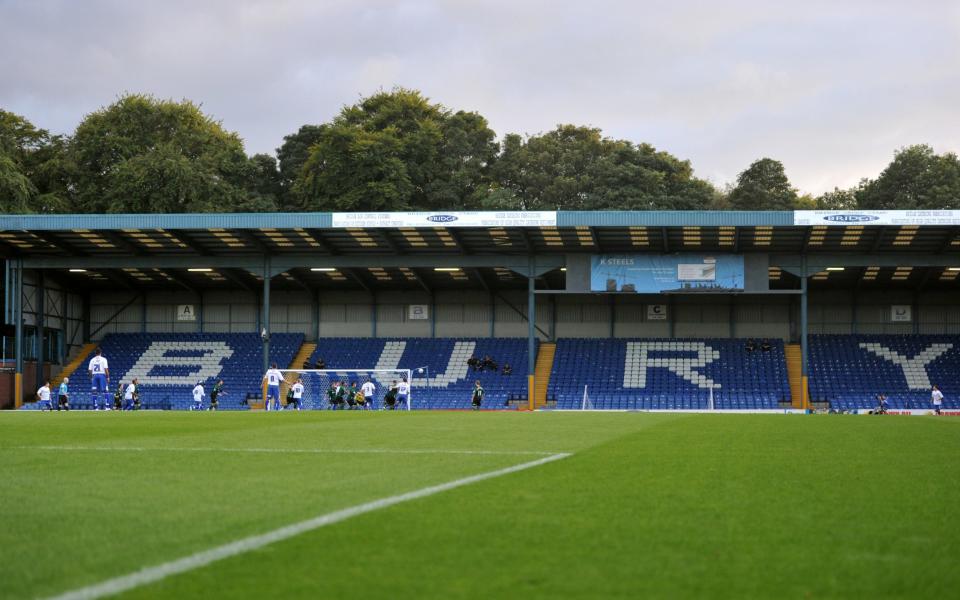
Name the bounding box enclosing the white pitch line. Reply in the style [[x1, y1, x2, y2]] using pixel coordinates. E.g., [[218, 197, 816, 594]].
[[11, 445, 559, 457], [43, 452, 571, 600]]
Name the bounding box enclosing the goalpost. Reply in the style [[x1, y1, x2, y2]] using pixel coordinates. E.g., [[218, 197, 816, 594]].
[[270, 369, 413, 410], [581, 384, 594, 410]]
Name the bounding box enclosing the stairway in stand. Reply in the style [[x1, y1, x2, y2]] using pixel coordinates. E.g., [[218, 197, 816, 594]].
[[785, 344, 807, 409], [51, 343, 97, 389], [280, 342, 318, 401], [532, 343, 557, 409]]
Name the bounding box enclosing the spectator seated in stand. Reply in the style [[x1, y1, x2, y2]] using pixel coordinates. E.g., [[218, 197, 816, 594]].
[[745, 339, 757, 352], [502, 363, 512, 376]]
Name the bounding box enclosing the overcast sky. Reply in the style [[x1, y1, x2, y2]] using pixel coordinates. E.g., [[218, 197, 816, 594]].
[[1, 0, 958, 194]]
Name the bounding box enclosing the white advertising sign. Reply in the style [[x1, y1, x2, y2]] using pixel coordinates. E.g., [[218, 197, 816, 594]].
[[677, 263, 716, 281], [408, 304, 429, 320], [176, 305, 197, 321], [890, 305, 912, 322], [332, 211, 557, 228], [794, 210, 960, 226], [647, 304, 667, 320]]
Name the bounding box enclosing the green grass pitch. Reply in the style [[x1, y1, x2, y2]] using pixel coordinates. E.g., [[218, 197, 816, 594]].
[[1, 412, 958, 599]]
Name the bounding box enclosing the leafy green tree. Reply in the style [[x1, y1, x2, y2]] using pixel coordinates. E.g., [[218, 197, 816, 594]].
[[294, 127, 413, 211], [856, 145, 960, 209], [239, 153, 281, 211], [815, 187, 859, 209], [70, 94, 254, 213], [290, 89, 496, 211], [276, 124, 325, 208], [727, 158, 798, 210], [0, 153, 36, 213], [488, 125, 715, 210], [0, 109, 73, 213]]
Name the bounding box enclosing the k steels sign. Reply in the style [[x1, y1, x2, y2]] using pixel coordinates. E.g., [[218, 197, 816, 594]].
[[332, 212, 557, 228], [794, 210, 960, 226]]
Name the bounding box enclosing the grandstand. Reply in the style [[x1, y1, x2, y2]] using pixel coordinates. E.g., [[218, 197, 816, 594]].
[[1, 209, 959, 412]]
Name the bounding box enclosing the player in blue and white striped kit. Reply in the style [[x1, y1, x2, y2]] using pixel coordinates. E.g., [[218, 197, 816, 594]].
[[88, 349, 110, 410], [263, 363, 283, 411]]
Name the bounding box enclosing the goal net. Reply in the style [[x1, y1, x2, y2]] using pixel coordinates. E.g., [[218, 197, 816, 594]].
[[272, 369, 412, 410]]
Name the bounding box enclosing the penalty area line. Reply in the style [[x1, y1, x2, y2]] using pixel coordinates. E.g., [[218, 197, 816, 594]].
[[43, 451, 571, 600], [11, 445, 560, 457]]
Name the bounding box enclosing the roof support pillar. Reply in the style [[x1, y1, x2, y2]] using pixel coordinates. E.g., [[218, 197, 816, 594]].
[[35, 270, 45, 394], [489, 292, 495, 338], [430, 292, 436, 339], [667, 296, 675, 338], [13, 259, 23, 408], [261, 256, 271, 375], [527, 255, 536, 411], [371, 291, 377, 338], [800, 255, 809, 409], [312, 288, 320, 342]]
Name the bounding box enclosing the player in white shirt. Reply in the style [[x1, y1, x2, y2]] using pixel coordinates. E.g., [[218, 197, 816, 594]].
[[88, 348, 110, 410], [191, 382, 205, 411], [396, 379, 409, 409], [36, 381, 53, 411], [361, 379, 376, 410], [263, 363, 283, 411], [124, 378, 138, 411], [288, 378, 305, 410], [931, 385, 944, 416]]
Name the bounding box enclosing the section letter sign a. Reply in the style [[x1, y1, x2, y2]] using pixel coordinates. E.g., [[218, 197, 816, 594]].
[[176, 305, 196, 321], [591, 255, 745, 293]]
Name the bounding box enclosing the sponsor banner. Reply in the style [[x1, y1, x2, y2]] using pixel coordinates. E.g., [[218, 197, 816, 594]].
[[591, 254, 745, 293], [856, 408, 960, 416], [332, 211, 557, 228], [794, 210, 960, 226]]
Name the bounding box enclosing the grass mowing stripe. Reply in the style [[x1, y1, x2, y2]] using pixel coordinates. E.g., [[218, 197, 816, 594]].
[[42, 452, 572, 600], [8, 446, 559, 456]]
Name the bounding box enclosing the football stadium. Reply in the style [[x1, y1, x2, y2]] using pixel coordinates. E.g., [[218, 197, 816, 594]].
[[1, 209, 959, 598]]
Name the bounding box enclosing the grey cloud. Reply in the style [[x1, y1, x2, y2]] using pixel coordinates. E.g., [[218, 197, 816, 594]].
[[1, 0, 957, 194]]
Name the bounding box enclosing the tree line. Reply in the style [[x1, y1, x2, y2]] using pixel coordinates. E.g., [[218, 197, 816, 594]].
[[2, 90, 959, 214]]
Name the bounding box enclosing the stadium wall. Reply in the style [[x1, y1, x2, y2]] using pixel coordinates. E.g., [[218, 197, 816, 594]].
[[86, 289, 960, 341]]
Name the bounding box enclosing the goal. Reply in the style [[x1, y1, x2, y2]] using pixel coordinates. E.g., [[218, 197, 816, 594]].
[[272, 369, 413, 410]]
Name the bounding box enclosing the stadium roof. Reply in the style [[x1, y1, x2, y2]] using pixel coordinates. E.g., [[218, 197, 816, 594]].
[[2, 211, 958, 292]]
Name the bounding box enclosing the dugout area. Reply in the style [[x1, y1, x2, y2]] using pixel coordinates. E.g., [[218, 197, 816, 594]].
[[1, 210, 959, 409]]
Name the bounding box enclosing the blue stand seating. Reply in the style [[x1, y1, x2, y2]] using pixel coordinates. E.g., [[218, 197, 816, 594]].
[[549, 338, 790, 410], [24, 333, 302, 410], [809, 335, 959, 410], [307, 338, 530, 409]]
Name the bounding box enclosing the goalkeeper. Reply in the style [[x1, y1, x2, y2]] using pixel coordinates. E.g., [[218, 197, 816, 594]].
[[383, 381, 399, 410]]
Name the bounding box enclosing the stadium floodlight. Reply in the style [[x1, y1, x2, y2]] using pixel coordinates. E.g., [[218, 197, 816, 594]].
[[825, 267, 845, 271], [560, 268, 567, 272], [187, 268, 212, 272], [948, 267, 960, 271], [433, 267, 461, 272], [68, 269, 87, 273], [311, 268, 336, 272]]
